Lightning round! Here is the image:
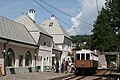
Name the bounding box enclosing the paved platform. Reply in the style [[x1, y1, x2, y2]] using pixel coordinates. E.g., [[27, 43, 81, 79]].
[[0, 72, 74, 80]]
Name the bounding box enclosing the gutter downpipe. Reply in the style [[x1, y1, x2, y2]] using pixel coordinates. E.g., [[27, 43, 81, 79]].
[[2, 40, 9, 76], [35, 48, 38, 71]]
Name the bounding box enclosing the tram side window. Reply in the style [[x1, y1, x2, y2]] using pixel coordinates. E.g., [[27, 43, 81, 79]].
[[76, 54, 80, 60], [86, 53, 90, 60], [81, 53, 85, 60]]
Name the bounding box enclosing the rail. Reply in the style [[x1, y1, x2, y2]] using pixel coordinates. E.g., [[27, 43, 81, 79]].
[[60, 69, 116, 80]]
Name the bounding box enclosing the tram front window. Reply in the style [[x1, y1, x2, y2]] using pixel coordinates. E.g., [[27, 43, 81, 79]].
[[86, 53, 90, 60], [81, 53, 85, 60], [76, 54, 80, 60]]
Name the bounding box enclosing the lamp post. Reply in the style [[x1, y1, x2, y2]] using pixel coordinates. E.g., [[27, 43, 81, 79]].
[[2, 50, 6, 76], [118, 28, 120, 71], [118, 47, 120, 71]]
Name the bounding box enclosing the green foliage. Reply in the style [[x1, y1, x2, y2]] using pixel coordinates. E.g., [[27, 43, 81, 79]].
[[92, 0, 119, 52], [71, 0, 120, 52], [105, 0, 120, 30], [71, 35, 92, 50]]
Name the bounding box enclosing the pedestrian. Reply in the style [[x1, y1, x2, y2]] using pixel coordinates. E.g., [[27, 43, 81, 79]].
[[56, 61, 59, 73], [64, 60, 68, 73], [68, 60, 72, 73], [61, 60, 65, 73], [71, 63, 75, 73], [52, 62, 56, 72]]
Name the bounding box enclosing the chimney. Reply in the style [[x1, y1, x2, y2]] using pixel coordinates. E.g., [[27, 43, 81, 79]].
[[28, 9, 35, 21], [50, 15, 56, 20]]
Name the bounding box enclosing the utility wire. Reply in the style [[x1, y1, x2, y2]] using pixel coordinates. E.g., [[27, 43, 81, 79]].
[[38, 0, 93, 26], [33, 0, 53, 14], [33, 0, 80, 35], [57, 17, 80, 35]]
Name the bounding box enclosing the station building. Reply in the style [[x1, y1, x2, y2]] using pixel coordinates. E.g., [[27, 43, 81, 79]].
[[0, 16, 38, 75], [0, 9, 72, 75], [15, 9, 54, 72], [40, 15, 73, 63]]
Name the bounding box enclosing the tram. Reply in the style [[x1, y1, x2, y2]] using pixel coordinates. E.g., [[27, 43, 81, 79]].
[[74, 49, 98, 75]]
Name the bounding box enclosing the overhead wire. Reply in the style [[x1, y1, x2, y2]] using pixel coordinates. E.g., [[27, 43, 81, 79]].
[[57, 17, 80, 35], [33, 0, 80, 35], [38, 0, 93, 26]]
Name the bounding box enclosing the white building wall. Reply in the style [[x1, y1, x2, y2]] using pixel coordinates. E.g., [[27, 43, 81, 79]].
[[0, 41, 36, 75], [63, 37, 72, 52], [61, 37, 72, 62], [38, 34, 53, 71], [57, 45, 63, 50], [54, 37, 72, 63], [7, 44, 36, 67], [52, 35, 64, 45]]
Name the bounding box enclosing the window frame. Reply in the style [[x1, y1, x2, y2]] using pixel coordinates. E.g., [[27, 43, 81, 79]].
[[25, 51, 32, 66], [81, 53, 85, 60], [76, 54, 80, 60], [86, 53, 90, 60], [6, 48, 15, 67]]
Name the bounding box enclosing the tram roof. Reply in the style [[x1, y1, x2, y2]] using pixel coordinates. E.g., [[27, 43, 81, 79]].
[[76, 49, 93, 53], [75, 49, 98, 56]]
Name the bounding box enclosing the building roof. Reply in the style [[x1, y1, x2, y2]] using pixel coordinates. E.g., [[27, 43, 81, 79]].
[[53, 42, 62, 51], [0, 16, 37, 46], [40, 18, 71, 43], [15, 15, 51, 43]]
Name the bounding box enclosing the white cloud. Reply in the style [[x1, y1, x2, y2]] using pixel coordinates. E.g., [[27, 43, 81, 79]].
[[61, 8, 78, 16], [67, 0, 106, 35]]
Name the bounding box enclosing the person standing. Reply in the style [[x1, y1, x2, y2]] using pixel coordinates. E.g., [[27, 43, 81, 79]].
[[52, 62, 56, 72], [61, 60, 65, 73], [65, 60, 68, 73], [56, 61, 59, 73]]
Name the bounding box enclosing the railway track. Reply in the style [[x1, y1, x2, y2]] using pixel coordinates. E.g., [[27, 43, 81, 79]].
[[61, 69, 115, 80], [61, 75, 99, 80]]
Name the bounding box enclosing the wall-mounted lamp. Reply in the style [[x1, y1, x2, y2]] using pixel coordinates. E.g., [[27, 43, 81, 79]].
[[34, 54, 36, 56], [2, 50, 6, 54], [2, 49, 6, 75]]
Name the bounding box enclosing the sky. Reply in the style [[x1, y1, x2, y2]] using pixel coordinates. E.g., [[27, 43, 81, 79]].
[[0, 0, 105, 35]]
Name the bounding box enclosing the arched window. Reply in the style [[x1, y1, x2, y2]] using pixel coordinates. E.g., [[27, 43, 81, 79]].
[[6, 48, 15, 67], [25, 51, 32, 66]]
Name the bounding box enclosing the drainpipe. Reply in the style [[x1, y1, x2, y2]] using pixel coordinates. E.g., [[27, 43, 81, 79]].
[[34, 48, 38, 67], [34, 48, 38, 72], [2, 40, 9, 76]]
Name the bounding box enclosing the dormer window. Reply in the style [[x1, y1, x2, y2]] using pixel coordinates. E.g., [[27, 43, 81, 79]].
[[44, 42, 47, 46], [49, 22, 53, 26]]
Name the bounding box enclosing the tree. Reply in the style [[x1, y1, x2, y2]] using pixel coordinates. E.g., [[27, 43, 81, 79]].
[[106, 0, 120, 49], [71, 35, 91, 50], [105, 0, 120, 30], [92, 7, 118, 52]]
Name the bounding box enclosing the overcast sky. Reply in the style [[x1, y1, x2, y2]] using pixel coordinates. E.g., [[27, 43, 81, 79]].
[[67, 0, 106, 35], [0, 0, 105, 35]]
